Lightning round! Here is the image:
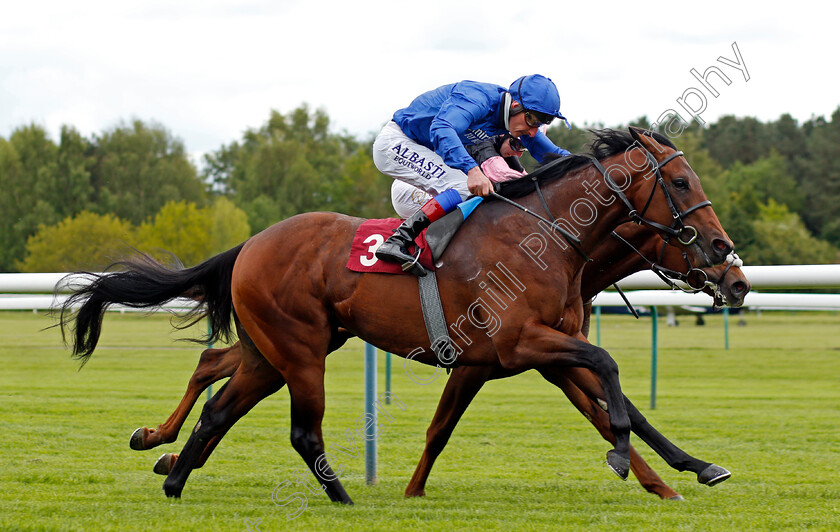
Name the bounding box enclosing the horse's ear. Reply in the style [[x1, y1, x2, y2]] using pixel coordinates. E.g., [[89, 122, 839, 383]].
[[628, 126, 667, 154], [628, 126, 649, 142]]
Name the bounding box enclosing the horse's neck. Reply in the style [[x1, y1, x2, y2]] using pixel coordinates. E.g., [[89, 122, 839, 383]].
[[541, 165, 639, 256], [581, 227, 661, 300]]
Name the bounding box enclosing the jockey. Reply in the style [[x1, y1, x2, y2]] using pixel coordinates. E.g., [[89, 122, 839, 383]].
[[373, 74, 572, 274], [390, 134, 529, 218]]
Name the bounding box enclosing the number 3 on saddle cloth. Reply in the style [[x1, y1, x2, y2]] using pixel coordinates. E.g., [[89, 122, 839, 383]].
[[346, 196, 483, 274]]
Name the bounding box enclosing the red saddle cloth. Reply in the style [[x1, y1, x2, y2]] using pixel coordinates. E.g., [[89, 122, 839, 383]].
[[346, 218, 435, 274]]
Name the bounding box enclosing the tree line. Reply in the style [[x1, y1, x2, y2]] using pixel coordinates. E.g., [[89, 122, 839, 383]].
[[1, 105, 838, 272]]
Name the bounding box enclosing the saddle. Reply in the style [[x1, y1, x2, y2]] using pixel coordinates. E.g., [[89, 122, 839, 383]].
[[345, 196, 482, 274], [345, 198, 484, 369]]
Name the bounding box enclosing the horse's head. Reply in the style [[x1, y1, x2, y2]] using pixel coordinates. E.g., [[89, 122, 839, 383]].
[[613, 222, 749, 307], [611, 127, 734, 268]]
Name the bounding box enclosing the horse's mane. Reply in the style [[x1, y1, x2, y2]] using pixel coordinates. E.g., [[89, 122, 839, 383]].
[[496, 128, 677, 200]]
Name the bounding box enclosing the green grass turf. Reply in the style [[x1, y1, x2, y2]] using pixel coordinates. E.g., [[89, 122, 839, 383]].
[[0, 309, 838, 531]]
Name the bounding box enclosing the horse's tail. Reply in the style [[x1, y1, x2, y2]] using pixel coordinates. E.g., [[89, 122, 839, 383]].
[[59, 243, 245, 365]]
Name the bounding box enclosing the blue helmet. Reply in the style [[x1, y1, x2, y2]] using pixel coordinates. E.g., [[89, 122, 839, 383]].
[[509, 74, 569, 126]]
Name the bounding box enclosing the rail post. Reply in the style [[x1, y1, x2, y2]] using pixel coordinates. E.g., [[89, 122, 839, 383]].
[[364, 343, 377, 485]]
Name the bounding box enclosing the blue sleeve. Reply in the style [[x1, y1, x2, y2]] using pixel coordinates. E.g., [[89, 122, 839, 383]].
[[521, 132, 571, 163], [428, 91, 489, 174]]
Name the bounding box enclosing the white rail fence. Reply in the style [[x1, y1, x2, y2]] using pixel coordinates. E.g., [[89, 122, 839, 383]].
[[3, 265, 840, 311], [0, 273, 193, 312], [605, 264, 840, 310], [3, 266, 837, 417]]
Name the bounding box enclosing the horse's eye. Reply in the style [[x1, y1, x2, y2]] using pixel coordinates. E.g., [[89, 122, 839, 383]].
[[673, 178, 689, 190]]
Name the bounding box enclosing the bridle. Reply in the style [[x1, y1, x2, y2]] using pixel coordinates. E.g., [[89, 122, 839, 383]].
[[492, 141, 713, 261], [610, 229, 710, 293], [589, 143, 723, 294], [490, 139, 728, 305], [578, 147, 712, 246]]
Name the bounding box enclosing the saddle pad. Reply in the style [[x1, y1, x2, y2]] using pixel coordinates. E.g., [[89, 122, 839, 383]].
[[346, 218, 435, 274], [425, 196, 483, 261]]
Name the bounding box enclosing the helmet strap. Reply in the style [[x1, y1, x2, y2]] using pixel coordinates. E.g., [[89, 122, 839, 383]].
[[503, 93, 526, 131], [502, 92, 512, 130]]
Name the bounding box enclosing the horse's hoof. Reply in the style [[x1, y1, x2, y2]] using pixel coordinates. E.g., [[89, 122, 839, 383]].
[[605, 450, 630, 481], [668, 494, 685, 501], [698, 464, 731, 486], [154, 453, 178, 476], [129, 427, 148, 451], [163, 481, 183, 498], [404, 488, 426, 498]]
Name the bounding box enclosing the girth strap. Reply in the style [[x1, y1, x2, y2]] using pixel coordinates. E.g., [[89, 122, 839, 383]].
[[418, 272, 457, 368]]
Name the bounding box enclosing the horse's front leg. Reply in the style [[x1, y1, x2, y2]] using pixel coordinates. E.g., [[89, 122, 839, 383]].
[[575, 301, 729, 487], [556, 366, 730, 488], [622, 394, 731, 486], [504, 323, 631, 479], [405, 365, 496, 497], [130, 344, 242, 451], [538, 367, 682, 499]]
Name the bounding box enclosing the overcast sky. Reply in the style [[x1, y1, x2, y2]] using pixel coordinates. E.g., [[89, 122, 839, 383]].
[[1, 1, 837, 165]]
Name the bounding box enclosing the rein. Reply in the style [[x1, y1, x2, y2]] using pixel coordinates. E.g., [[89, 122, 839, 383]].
[[609, 230, 709, 293], [488, 189, 591, 261], [609, 230, 744, 308], [489, 142, 711, 264]]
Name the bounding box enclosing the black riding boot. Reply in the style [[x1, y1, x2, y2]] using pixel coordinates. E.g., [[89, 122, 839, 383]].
[[375, 210, 432, 276]]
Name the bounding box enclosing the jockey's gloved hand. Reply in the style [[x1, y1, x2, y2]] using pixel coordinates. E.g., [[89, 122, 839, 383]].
[[466, 167, 494, 196]]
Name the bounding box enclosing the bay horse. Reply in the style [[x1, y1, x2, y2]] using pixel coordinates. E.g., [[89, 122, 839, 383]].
[[61, 128, 734, 502], [403, 224, 748, 499], [132, 220, 748, 501]]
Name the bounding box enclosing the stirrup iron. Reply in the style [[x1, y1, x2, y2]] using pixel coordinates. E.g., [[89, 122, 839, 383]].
[[400, 249, 428, 277]]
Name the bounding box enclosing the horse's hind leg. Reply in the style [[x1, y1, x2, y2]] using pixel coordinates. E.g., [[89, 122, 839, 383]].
[[154, 405, 281, 477], [161, 343, 283, 498], [232, 287, 352, 502], [152, 343, 286, 476], [282, 364, 353, 504], [131, 344, 242, 451], [538, 367, 682, 500], [153, 329, 350, 476]]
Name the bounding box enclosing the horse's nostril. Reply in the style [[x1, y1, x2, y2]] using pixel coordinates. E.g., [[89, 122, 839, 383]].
[[732, 281, 747, 295]]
